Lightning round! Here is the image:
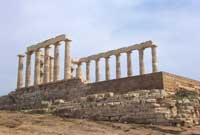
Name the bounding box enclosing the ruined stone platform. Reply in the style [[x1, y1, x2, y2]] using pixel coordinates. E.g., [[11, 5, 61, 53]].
[[2, 35, 200, 126]]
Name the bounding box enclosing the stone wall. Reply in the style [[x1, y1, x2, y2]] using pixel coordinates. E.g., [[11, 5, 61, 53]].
[[162, 72, 200, 92], [28, 89, 200, 126], [1, 72, 200, 126], [1, 72, 200, 110], [53, 90, 171, 125]]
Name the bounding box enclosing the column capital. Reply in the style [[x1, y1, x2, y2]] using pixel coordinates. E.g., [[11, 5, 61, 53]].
[[64, 38, 72, 43], [54, 42, 61, 46], [44, 46, 51, 49], [105, 56, 110, 59], [151, 44, 157, 48], [151, 45, 157, 48], [115, 53, 121, 57], [78, 62, 82, 66], [127, 51, 132, 54], [86, 60, 91, 64], [95, 58, 100, 61], [26, 51, 33, 55], [17, 54, 25, 57], [138, 48, 145, 51], [34, 48, 41, 53]]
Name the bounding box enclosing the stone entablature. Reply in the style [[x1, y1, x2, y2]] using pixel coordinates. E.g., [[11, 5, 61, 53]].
[[27, 35, 66, 52]]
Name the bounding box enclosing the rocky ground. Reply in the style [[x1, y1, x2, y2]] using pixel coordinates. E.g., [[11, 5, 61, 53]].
[[0, 111, 200, 135]]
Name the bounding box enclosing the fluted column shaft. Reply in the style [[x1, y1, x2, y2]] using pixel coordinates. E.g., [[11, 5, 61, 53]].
[[34, 49, 41, 85], [17, 55, 25, 89], [105, 57, 110, 80], [151, 46, 158, 73], [77, 63, 82, 79], [127, 51, 132, 77], [49, 57, 54, 82], [95, 59, 100, 82], [54, 43, 60, 82], [64, 39, 72, 80], [139, 49, 145, 75], [44, 47, 50, 83], [25, 52, 32, 87], [116, 54, 121, 79], [86, 61, 91, 81]]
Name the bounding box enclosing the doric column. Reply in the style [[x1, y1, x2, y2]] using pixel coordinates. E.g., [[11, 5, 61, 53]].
[[151, 46, 158, 73], [49, 56, 54, 82], [17, 54, 25, 89], [25, 52, 32, 87], [34, 49, 41, 85], [127, 51, 133, 77], [77, 63, 82, 79], [86, 61, 91, 81], [39, 51, 45, 84], [44, 47, 50, 83], [53, 42, 60, 82], [95, 59, 100, 82], [116, 54, 121, 79], [64, 39, 72, 80], [139, 49, 145, 75], [105, 57, 110, 80]]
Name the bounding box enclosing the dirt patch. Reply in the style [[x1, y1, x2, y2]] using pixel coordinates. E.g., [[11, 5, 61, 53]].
[[0, 111, 200, 135]]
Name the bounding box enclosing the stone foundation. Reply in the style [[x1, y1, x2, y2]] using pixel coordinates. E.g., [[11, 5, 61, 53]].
[[0, 72, 200, 126]]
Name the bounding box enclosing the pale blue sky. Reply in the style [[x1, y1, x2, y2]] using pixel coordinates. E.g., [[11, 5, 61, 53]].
[[0, 0, 200, 96]]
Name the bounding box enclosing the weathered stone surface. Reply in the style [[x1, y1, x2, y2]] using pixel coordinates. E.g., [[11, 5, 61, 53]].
[[79, 41, 154, 62], [27, 34, 66, 52]]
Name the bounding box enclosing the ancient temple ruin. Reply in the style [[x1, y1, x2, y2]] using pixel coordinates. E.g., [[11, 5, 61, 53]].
[[17, 34, 159, 89], [1, 34, 200, 126]]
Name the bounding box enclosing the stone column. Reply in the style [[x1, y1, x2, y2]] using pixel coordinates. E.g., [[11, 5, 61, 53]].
[[53, 42, 60, 82], [105, 57, 110, 80], [44, 47, 50, 83], [49, 57, 54, 82], [77, 63, 82, 79], [64, 39, 72, 80], [34, 49, 41, 85], [139, 49, 145, 75], [39, 51, 44, 84], [17, 54, 25, 89], [95, 59, 100, 82], [127, 51, 133, 77], [25, 52, 32, 87], [151, 46, 158, 73], [116, 54, 121, 79], [86, 61, 91, 81]]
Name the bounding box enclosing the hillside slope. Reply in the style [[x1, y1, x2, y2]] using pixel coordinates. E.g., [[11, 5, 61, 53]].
[[0, 111, 200, 135]]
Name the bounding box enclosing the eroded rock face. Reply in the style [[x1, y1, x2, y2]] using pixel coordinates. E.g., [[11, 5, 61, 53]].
[[1, 89, 200, 127]]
